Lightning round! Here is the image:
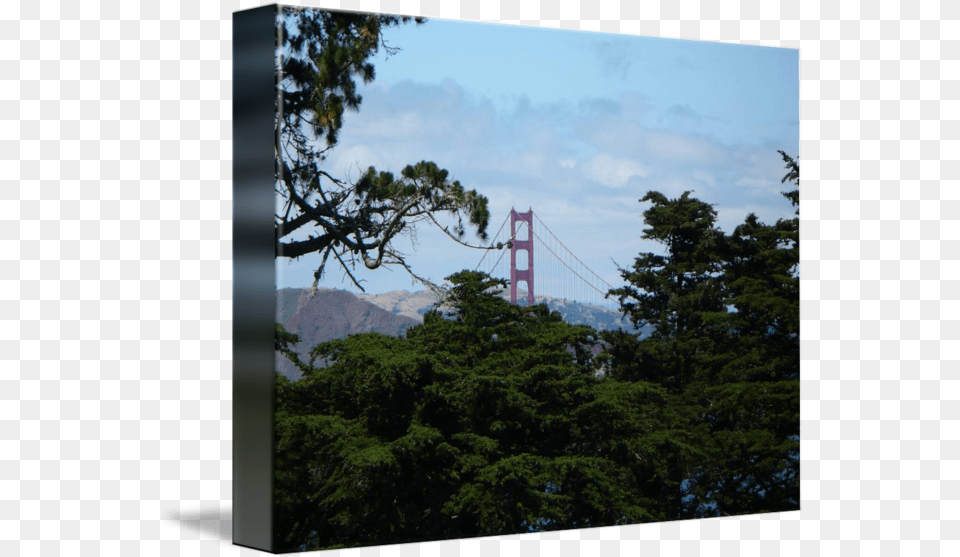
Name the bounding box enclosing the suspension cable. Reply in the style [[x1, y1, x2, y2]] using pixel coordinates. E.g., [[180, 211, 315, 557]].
[[474, 213, 510, 271], [531, 230, 610, 299], [532, 213, 615, 291]]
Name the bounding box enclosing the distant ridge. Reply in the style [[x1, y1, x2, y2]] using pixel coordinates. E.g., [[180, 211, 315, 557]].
[[275, 288, 420, 380], [276, 287, 648, 380], [356, 289, 441, 322], [358, 288, 645, 334]]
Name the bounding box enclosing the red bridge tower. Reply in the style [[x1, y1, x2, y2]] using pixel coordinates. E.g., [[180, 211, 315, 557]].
[[510, 208, 534, 306]]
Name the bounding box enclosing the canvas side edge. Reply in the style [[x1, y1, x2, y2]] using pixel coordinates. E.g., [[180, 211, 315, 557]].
[[232, 4, 279, 553]]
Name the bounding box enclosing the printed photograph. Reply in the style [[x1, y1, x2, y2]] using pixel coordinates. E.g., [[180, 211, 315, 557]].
[[270, 6, 799, 552]]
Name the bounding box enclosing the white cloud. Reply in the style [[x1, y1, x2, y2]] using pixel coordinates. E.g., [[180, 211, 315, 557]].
[[293, 78, 796, 295], [642, 131, 724, 165], [582, 153, 648, 189]]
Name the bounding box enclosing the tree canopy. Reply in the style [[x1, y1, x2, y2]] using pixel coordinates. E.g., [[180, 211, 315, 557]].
[[602, 152, 800, 518], [274, 271, 678, 550], [274, 8, 493, 293]]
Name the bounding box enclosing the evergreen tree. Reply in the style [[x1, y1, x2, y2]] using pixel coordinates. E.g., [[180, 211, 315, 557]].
[[606, 191, 728, 391], [274, 8, 494, 292], [602, 191, 728, 519], [603, 153, 800, 519], [698, 152, 800, 515], [274, 271, 672, 550]]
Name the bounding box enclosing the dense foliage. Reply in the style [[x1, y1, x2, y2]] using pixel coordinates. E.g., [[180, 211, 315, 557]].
[[604, 152, 800, 518], [275, 271, 693, 550]]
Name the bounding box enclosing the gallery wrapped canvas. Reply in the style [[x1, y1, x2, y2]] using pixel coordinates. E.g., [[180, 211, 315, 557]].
[[234, 4, 799, 553]]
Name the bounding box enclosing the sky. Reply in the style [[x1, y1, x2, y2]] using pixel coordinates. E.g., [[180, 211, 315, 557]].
[[276, 15, 799, 297]]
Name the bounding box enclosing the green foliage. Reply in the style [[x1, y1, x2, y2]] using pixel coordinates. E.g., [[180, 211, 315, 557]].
[[275, 9, 491, 291], [607, 190, 728, 392], [603, 152, 800, 519], [274, 271, 675, 550], [777, 150, 800, 210], [280, 8, 423, 148], [697, 154, 800, 516]]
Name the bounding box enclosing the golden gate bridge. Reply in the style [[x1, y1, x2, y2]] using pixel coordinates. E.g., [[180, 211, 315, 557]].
[[474, 209, 619, 311]]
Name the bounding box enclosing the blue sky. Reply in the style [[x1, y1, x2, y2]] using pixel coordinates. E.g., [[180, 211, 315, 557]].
[[277, 15, 799, 297]]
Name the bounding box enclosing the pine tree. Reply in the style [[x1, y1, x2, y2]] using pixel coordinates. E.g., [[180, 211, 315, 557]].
[[274, 8, 494, 292]]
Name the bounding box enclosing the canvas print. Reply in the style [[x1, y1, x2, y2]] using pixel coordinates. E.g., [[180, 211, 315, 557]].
[[242, 4, 799, 552]]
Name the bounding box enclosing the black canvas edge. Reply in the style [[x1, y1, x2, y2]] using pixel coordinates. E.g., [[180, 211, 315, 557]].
[[233, 4, 279, 553]]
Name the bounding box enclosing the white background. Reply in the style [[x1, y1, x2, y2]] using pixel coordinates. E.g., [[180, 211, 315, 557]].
[[5, 0, 955, 555]]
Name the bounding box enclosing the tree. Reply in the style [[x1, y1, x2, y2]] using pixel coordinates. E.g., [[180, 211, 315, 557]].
[[606, 191, 728, 391], [603, 152, 800, 519], [274, 271, 674, 550], [778, 150, 799, 210], [697, 152, 800, 515], [602, 190, 729, 519], [274, 8, 494, 293]]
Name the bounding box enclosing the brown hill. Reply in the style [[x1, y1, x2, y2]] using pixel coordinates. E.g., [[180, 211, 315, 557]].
[[357, 287, 644, 335], [356, 289, 441, 321], [275, 288, 420, 380]]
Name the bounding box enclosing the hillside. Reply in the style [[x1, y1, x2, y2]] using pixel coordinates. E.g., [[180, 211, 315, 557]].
[[275, 288, 420, 380], [356, 289, 441, 321], [359, 288, 646, 335], [276, 287, 649, 380]]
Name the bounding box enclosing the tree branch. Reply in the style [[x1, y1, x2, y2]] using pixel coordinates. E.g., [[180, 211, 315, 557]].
[[277, 233, 335, 259], [276, 211, 315, 241], [426, 212, 501, 250], [332, 246, 365, 292]]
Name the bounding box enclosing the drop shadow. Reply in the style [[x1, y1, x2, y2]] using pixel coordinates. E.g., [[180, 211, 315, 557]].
[[165, 504, 233, 542]]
